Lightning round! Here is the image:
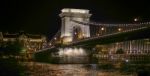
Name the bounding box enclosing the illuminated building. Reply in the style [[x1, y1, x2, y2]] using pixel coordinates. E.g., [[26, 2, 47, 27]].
[[0, 32, 47, 55], [94, 38, 150, 64]]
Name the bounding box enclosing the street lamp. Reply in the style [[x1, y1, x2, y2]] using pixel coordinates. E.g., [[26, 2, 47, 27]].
[[101, 27, 105, 31], [134, 18, 138, 22], [125, 59, 129, 63], [101, 27, 105, 35], [74, 32, 77, 35], [54, 37, 57, 40], [118, 28, 122, 32], [49, 43, 52, 46]]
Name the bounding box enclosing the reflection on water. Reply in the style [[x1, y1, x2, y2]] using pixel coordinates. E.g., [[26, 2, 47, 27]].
[[32, 47, 149, 76], [57, 64, 98, 76], [56, 48, 89, 63], [25, 62, 136, 76], [58, 48, 87, 56]]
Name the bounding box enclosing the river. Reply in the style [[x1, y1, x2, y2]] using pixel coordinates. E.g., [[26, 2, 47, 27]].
[[23, 62, 136, 76]]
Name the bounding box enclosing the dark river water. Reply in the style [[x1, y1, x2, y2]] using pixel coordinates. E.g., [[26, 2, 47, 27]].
[[24, 62, 136, 76]]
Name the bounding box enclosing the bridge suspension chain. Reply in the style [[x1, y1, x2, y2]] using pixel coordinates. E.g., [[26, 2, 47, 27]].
[[71, 19, 150, 41], [71, 19, 150, 27]]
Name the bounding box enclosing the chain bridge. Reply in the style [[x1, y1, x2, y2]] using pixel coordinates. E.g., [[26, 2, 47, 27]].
[[35, 8, 150, 56], [47, 8, 150, 47]]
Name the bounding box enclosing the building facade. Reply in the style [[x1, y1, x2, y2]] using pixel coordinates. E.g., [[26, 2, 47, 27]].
[[94, 38, 150, 64], [0, 32, 47, 55]]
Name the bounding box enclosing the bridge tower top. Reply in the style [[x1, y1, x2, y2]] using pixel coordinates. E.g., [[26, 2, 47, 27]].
[[59, 8, 91, 18], [59, 8, 92, 44]]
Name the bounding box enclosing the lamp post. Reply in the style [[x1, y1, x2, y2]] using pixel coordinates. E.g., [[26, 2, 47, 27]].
[[54, 37, 57, 40], [101, 27, 105, 35], [133, 17, 141, 24], [134, 18, 138, 22], [118, 28, 122, 32]]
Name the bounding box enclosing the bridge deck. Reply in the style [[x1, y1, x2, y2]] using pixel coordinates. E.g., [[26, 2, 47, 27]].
[[70, 27, 150, 47]]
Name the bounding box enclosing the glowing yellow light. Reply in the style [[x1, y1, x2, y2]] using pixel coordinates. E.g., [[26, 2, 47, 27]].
[[58, 48, 87, 56], [63, 37, 72, 43], [118, 28, 122, 31], [83, 33, 85, 36], [101, 27, 104, 31], [74, 32, 77, 35], [134, 18, 138, 22]]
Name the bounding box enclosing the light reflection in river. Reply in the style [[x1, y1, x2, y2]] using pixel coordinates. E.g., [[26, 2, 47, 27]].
[[25, 62, 135, 76], [57, 48, 89, 63], [58, 48, 87, 57]]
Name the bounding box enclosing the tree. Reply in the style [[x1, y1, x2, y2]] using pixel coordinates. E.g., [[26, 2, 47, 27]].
[[0, 40, 24, 56], [0, 40, 26, 76]]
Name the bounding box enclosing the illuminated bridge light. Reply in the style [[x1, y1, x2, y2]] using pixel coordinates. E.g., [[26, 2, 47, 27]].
[[118, 28, 122, 31], [74, 32, 77, 35], [58, 48, 87, 56], [49, 43, 52, 46], [101, 27, 105, 31], [54, 37, 57, 40], [134, 18, 138, 22]]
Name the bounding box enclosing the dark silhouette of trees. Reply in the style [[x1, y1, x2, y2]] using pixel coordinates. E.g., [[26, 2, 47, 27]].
[[0, 40, 26, 76]]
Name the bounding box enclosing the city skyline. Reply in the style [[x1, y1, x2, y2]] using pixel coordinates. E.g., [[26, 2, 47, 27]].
[[0, 0, 150, 39]]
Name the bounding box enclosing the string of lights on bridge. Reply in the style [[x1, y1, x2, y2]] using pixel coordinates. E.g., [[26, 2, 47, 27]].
[[71, 19, 150, 27]]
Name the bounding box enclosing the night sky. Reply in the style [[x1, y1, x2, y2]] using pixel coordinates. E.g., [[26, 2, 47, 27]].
[[0, 0, 150, 39]]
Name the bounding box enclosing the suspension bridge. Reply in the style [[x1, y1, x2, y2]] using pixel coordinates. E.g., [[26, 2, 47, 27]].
[[35, 8, 150, 53], [24, 9, 150, 76]]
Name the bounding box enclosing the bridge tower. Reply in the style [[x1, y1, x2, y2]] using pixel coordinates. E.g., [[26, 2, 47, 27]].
[[59, 8, 92, 44]]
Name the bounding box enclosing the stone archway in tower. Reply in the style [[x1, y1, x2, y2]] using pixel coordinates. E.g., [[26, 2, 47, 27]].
[[72, 26, 84, 41]]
